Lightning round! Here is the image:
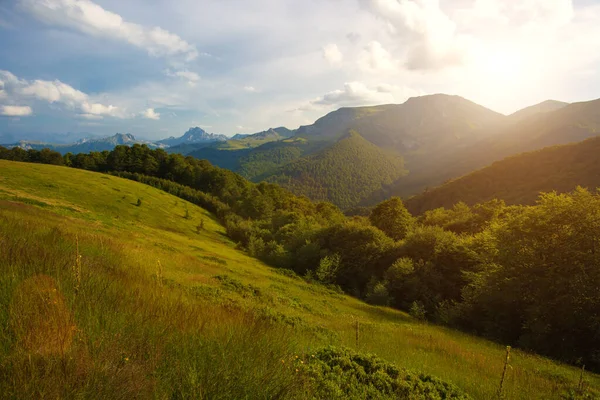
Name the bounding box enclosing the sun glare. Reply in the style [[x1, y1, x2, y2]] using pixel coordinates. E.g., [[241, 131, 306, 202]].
[[483, 51, 522, 79]]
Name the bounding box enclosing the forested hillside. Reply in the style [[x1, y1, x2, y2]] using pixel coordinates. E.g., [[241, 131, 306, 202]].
[[264, 131, 406, 209], [406, 136, 600, 214]]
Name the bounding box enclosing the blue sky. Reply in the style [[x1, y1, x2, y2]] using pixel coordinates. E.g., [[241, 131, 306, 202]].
[[1, 0, 599, 141]]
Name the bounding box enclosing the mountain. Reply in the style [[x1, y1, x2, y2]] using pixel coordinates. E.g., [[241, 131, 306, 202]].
[[405, 135, 600, 214], [167, 127, 295, 154], [385, 97, 600, 200], [10, 133, 162, 154], [263, 131, 407, 209], [188, 95, 507, 208], [157, 127, 227, 147], [509, 100, 569, 121]]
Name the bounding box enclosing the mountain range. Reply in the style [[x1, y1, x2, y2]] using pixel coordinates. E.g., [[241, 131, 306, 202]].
[[3, 94, 600, 210], [189, 94, 600, 209]]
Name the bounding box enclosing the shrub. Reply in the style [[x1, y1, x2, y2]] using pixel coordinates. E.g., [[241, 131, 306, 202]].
[[298, 346, 471, 399]]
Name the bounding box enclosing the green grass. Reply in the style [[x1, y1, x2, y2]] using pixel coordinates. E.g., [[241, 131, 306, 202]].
[[0, 159, 599, 399]]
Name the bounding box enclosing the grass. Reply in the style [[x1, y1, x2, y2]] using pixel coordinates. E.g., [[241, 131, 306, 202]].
[[0, 159, 599, 399]]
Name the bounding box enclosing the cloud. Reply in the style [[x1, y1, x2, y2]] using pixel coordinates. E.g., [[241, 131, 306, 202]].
[[303, 81, 424, 110], [358, 41, 399, 72], [311, 82, 394, 107], [0, 70, 122, 117], [243, 86, 257, 92], [20, 0, 199, 61], [142, 108, 160, 120], [78, 113, 103, 120], [346, 32, 361, 44], [166, 69, 200, 86], [359, 0, 467, 70], [456, 0, 574, 31], [1, 105, 33, 116], [322, 43, 343, 66]]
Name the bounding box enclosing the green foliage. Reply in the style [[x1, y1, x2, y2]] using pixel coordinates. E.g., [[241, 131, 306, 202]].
[[409, 301, 427, 321], [458, 188, 600, 368], [365, 278, 391, 306], [265, 131, 406, 209], [369, 197, 413, 240], [315, 254, 341, 284], [298, 346, 471, 399]]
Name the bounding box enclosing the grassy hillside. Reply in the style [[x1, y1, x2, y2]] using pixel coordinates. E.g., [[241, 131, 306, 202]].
[[264, 131, 407, 209], [405, 136, 600, 214], [1, 160, 598, 398]]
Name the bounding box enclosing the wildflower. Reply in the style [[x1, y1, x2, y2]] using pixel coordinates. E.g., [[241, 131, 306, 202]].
[[281, 359, 285, 364], [295, 369, 299, 372]]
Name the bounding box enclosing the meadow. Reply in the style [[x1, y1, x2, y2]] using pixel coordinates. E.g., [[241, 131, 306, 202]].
[[0, 159, 598, 399]]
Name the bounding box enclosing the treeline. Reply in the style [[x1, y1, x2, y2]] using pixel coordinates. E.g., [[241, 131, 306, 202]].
[[1, 144, 599, 371]]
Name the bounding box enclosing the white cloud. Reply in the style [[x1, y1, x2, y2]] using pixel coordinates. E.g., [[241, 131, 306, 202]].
[[300, 81, 423, 111], [243, 86, 257, 92], [142, 108, 160, 120], [358, 41, 399, 72], [322, 43, 343, 66], [20, 0, 199, 61], [78, 113, 103, 120], [0, 69, 122, 117], [311, 82, 398, 107], [359, 0, 468, 70], [1, 105, 33, 116], [455, 0, 574, 31], [166, 69, 200, 86]]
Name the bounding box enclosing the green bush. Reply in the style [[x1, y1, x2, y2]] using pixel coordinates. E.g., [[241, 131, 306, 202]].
[[297, 346, 471, 399]]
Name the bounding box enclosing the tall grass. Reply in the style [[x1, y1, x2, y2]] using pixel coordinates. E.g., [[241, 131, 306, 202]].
[[0, 205, 309, 399], [1, 161, 599, 399]]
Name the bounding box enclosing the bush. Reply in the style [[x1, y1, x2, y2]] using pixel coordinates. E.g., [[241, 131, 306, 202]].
[[298, 346, 471, 399], [409, 301, 427, 321]]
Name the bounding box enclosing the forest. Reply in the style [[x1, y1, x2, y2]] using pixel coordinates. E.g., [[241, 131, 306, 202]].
[[1, 143, 599, 372]]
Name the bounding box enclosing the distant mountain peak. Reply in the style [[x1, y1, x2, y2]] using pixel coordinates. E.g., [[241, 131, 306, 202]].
[[510, 100, 569, 120], [157, 127, 227, 147]]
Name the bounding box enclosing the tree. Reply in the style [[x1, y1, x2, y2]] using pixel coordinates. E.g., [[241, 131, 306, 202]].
[[369, 197, 413, 241]]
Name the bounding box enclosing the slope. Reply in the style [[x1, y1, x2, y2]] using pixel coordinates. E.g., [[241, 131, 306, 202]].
[[509, 100, 569, 121], [263, 131, 405, 209], [387, 97, 600, 199], [188, 137, 327, 180], [1, 160, 598, 398], [405, 136, 600, 214]]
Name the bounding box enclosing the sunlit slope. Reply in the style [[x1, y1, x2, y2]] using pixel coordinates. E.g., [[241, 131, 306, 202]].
[[405, 136, 600, 214], [1, 160, 599, 399]]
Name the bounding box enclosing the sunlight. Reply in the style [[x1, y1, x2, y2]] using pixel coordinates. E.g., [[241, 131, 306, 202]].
[[474, 48, 527, 89]]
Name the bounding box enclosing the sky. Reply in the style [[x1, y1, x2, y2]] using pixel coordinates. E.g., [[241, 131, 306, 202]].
[[0, 0, 599, 141]]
